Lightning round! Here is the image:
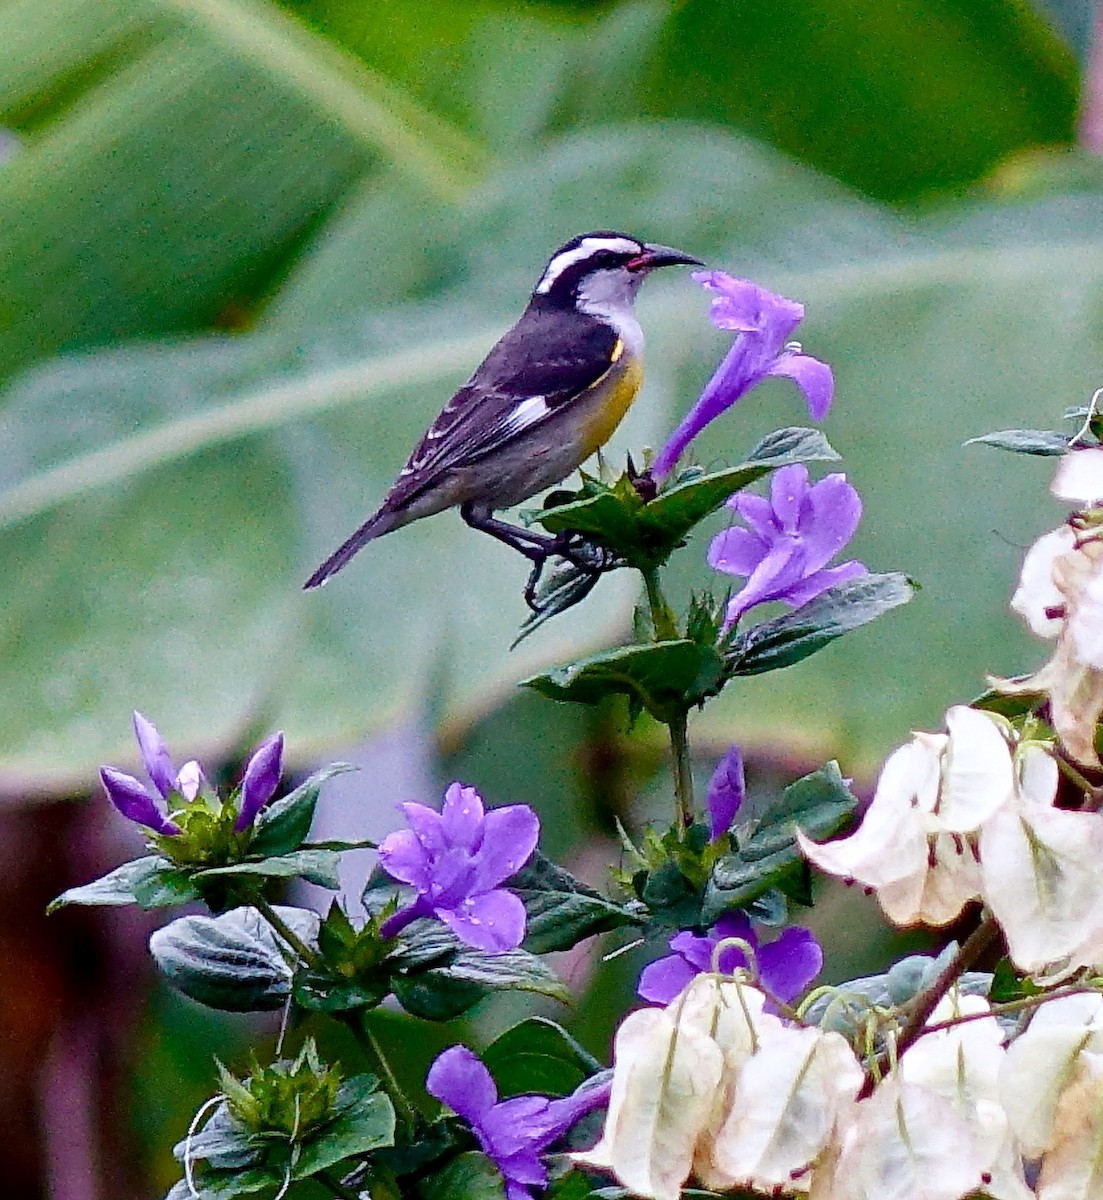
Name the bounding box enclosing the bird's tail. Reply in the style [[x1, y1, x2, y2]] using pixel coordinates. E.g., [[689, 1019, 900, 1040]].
[[303, 505, 400, 589]]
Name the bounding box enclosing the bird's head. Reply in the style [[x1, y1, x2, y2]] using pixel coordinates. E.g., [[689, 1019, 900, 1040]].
[[531, 231, 702, 314]]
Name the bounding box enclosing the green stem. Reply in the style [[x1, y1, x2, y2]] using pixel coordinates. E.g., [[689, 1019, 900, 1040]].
[[251, 893, 323, 969], [344, 1011, 418, 1130], [641, 566, 678, 641], [669, 708, 694, 830]]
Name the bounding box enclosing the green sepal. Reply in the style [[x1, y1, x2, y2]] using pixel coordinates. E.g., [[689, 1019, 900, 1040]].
[[511, 852, 640, 954], [248, 763, 356, 858], [533, 428, 838, 569], [482, 1017, 603, 1098], [966, 429, 1071, 456], [522, 639, 724, 723], [290, 1075, 396, 1179], [724, 572, 915, 677], [702, 762, 858, 921]]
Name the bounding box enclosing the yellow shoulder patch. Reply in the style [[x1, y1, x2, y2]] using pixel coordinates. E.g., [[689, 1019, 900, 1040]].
[[610, 338, 624, 363]]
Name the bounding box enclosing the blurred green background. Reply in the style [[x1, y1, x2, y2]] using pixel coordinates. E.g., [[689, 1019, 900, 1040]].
[[3, 0, 1101, 1195]]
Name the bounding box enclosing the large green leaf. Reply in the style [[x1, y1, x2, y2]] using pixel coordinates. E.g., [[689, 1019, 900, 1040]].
[[0, 0, 479, 381], [4, 122, 1103, 788], [282, 0, 1077, 203]]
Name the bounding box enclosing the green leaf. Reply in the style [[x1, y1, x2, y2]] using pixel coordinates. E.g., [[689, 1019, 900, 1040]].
[[149, 905, 320, 1011], [47, 854, 171, 913], [966, 429, 1072, 456], [511, 852, 639, 955], [522, 640, 724, 722], [724, 573, 916, 678], [417, 1151, 507, 1200], [702, 762, 857, 917], [392, 946, 570, 1022], [534, 429, 837, 569], [171, 1103, 260, 1171], [197, 849, 342, 890], [249, 763, 356, 858], [292, 1076, 396, 1178], [482, 1017, 602, 1098], [164, 1165, 284, 1200]]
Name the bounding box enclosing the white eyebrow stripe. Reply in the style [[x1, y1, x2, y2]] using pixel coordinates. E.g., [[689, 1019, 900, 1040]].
[[535, 236, 642, 294]]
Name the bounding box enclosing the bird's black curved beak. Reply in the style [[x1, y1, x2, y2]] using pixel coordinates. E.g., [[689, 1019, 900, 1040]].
[[627, 242, 703, 273]]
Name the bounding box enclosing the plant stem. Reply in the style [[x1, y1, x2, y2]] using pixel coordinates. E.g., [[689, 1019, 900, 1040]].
[[858, 913, 1000, 1098], [641, 566, 678, 641], [344, 1011, 418, 1130], [669, 708, 694, 830], [251, 893, 323, 969]]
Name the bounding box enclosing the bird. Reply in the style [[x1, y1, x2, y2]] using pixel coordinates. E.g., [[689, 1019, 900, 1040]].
[[303, 230, 702, 590]]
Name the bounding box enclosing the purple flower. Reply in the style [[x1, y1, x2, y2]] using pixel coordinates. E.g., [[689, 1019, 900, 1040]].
[[709, 463, 866, 630], [707, 745, 745, 840], [100, 713, 285, 836], [637, 911, 822, 1006], [650, 272, 834, 480], [378, 783, 539, 954], [427, 1045, 609, 1200]]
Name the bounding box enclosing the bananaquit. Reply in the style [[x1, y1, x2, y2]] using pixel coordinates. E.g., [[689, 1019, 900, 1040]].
[[304, 231, 701, 589]]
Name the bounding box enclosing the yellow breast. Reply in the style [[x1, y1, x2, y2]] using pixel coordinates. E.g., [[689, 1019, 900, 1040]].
[[577, 352, 644, 461]]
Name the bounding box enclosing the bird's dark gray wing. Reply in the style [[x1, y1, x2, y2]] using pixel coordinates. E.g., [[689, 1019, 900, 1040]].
[[384, 308, 621, 508]]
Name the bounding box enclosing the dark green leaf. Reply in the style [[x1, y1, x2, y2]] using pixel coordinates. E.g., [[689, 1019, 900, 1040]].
[[512, 559, 604, 646], [150, 905, 320, 1012], [292, 1076, 396, 1178], [197, 849, 342, 890], [966, 429, 1071, 456], [482, 1017, 602, 1099], [641, 428, 839, 545], [164, 1165, 284, 1200], [522, 640, 724, 722], [418, 1151, 507, 1200], [724, 573, 916, 677], [988, 957, 1044, 1004], [172, 1103, 259, 1171], [703, 763, 858, 917], [132, 864, 204, 909], [249, 763, 356, 858], [511, 853, 638, 955], [392, 947, 569, 1021], [971, 680, 1048, 720], [48, 855, 171, 913]]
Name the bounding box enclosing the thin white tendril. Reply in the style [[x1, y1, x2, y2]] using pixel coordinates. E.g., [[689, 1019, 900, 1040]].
[[602, 937, 645, 962], [1070, 386, 1103, 447], [183, 1092, 226, 1199], [710, 935, 758, 982], [275, 993, 293, 1056]]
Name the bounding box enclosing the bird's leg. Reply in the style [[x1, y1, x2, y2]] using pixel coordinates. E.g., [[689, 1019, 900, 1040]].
[[460, 502, 554, 562]]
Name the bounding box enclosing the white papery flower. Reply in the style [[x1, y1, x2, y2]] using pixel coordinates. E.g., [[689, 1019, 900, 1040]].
[[575, 975, 779, 1200], [798, 706, 1012, 926], [705, 1024, 863, 1193], [1035, 1049, 1103, 1200], [900, 995, 1032, 1200], [980, 745, 1103, 974]]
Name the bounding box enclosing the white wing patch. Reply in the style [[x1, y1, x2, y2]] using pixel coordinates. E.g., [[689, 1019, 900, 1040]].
[[535, 236, 642, 294], [502, 394, 550, 436]]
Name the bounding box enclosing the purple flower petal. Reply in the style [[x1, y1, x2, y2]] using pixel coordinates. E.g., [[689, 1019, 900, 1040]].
[[713, 910, 754, 942], [441, 782, 485, 850], [636, 952, 698, 1004], [722, 540, 808, 627], [438, 888, 527, 954], [399, 802, 447, 855], [471, 805, 540, 891], [377, 828, 433, 890], [426, 1045, 497, 1124], [235, 732, 284, 831], [706, 526, 768, 576], [668, 930, 715, 971], [729, 490, 779, 536], [707, 745, 745, 839], [798, 474, 863, 573], [775, 560, 867, 611], [100, 766, 181, 835], [756, 927, 824, 1002], [769, 464, 812, 533], [768, 353, 834, 421], [133, 711, 176, 798]]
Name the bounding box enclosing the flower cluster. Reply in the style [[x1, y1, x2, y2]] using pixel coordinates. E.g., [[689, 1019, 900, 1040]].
[[797, 703, 1103, 975], [100, 711, 284, 838], [1004, 446, 1103, 765]]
